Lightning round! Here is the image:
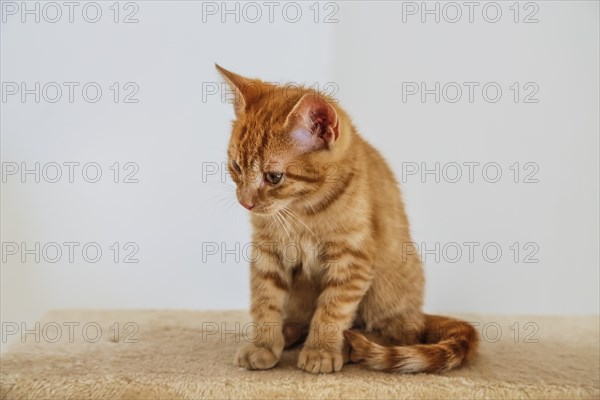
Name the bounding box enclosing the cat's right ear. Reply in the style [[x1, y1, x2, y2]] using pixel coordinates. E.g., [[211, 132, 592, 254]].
[[285, 93, 339, 152], [215, 64, 263, 117]]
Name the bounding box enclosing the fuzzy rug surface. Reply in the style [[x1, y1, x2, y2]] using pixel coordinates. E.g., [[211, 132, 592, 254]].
[[1, 310, 598, 399]]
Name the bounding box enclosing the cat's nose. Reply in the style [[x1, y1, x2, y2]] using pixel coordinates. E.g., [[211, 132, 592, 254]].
[[239, 188, 257, 210], [240, 200, 255, 210]]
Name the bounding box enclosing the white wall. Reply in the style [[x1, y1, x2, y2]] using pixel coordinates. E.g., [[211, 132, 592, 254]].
[[1, 1, 598, 338], [329, 1, 599, 314]]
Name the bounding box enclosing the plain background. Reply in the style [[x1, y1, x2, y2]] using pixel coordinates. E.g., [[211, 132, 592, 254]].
[[1, 1, 599, 346]]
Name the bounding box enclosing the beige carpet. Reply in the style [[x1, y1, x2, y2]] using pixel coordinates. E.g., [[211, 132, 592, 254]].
[[1, 310, 598, 400]]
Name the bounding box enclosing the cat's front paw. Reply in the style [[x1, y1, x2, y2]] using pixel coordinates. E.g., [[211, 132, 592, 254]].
[[297, 347, 344, 373], [234, 344, 280, 370]]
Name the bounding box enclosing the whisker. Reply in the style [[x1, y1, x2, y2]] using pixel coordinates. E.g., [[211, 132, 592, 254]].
[[277, 210, 296, 242], [281, 207, 319, 245], [273, 212, 290, 240], [279, 209, 300, 242]]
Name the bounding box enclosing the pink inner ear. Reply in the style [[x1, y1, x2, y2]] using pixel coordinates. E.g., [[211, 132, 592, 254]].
[[288, 94, 339, 152], [311, 108, 339, 144], [291, 127, 321, 153]]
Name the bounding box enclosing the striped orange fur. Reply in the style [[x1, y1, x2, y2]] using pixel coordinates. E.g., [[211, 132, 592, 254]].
[[217, 65, 478, 374]]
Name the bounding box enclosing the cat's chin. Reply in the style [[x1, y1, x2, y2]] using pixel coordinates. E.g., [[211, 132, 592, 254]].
[[251, 207, 285, 217], [248, 208, 273, 216]]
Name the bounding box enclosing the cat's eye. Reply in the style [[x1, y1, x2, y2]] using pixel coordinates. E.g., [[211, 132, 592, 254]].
[[264, 172, 283, 185], [232, 160, 241, 173]]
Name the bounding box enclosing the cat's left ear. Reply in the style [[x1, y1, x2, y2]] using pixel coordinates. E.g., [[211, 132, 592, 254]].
[[285, 93, 339, 152], [215, 64, 264, 117]]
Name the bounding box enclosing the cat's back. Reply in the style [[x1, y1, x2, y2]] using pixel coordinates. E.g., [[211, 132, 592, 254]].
[[351, 132, 410, 232]]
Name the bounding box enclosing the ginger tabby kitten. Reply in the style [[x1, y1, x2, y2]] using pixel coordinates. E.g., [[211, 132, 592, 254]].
[[216, 65, 478, 374]]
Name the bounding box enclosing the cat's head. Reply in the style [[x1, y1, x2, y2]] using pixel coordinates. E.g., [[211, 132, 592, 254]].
[[216, 65, 344, 215]]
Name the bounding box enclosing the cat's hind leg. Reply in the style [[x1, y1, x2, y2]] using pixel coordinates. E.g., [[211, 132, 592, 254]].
[[282, 268, 318, 349], [282, 321, 309, 348]]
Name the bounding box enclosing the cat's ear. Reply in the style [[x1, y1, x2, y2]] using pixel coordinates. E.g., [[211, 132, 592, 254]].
[[215, 64, 264, 117], [285, 93, 339, 152]]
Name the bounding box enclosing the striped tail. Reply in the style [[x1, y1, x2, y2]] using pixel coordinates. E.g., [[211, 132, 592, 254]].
[[343, 314, 478, 373]]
